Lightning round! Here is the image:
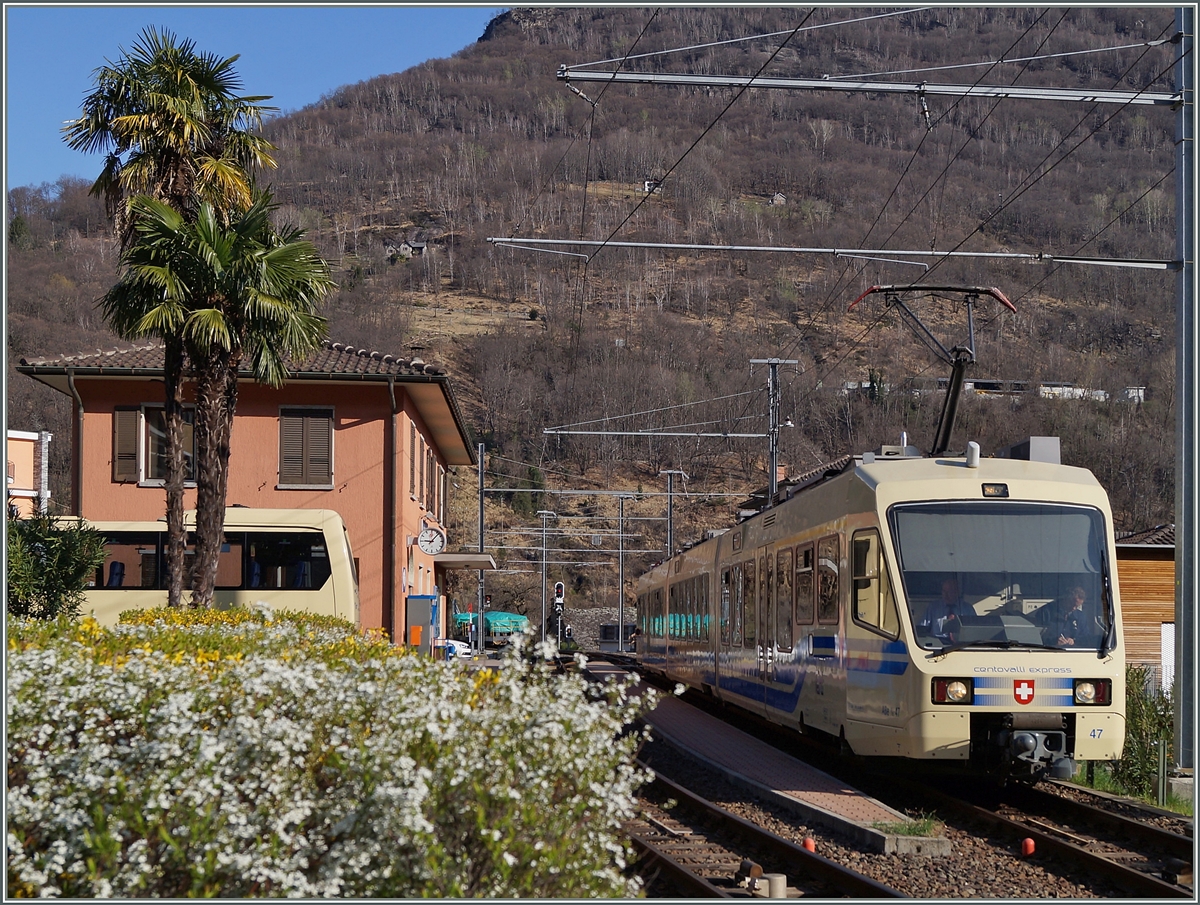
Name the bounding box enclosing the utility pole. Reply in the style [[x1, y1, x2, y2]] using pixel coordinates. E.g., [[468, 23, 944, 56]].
[[477, 442, 485, 656], [751, 359, 798, 502], [659, 470, 688, 557], [1174, 5, 1195, 772], [618, 494, 633, 651], [537, 510, 556, 644]]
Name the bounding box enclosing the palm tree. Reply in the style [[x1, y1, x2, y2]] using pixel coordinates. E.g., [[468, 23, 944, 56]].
[[66, 27, 276, 607], [109, 192, 333, 606]]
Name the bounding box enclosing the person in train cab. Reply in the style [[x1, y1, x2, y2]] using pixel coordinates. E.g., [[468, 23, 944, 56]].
[[1055, 586, 1090, 647], [920, 576, 965, 642]]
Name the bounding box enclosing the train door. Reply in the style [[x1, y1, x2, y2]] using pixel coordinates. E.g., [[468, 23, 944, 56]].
[[764, 545, 799, 723], [845, 528, 908, 754], [734, 558, 762, 710], [752, 546, 774, 716], [794, 543, 817, 728], [805, 533, 843, 734]]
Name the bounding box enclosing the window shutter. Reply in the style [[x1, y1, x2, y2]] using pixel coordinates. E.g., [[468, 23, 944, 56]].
[[307, 413, 332, 484], [279, 411, 306, 484], [113, 408, 138, 482], [279, 409, 333, 486]]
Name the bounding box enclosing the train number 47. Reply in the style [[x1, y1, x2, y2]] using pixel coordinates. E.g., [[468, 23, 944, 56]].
[[1089, 728, 1104, 739]]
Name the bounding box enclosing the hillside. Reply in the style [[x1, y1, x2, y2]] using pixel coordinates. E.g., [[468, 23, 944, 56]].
[[7, 7, 1180, 614]]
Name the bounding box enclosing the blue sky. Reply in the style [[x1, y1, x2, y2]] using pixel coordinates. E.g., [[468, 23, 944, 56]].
[[3, 4, 507, 191]]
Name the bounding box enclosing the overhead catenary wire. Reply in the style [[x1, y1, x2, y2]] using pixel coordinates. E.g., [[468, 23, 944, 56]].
[[845, 37, 1175, 81], [571, 7, 929, 70]]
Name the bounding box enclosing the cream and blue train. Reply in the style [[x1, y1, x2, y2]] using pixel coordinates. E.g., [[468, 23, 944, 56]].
[[634, 443, 1125, 781]]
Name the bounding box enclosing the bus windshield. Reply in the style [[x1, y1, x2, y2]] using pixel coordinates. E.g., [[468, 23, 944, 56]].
[[888, 502, 1111, 652]]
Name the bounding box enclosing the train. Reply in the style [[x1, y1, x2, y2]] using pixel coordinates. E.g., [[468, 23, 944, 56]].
[[633, 439, 1125, 782]]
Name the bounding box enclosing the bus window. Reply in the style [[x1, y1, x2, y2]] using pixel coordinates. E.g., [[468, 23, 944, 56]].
[[245, 532, 331, 590], [95, 532, 160, 589], [215, 535, 244, 589]]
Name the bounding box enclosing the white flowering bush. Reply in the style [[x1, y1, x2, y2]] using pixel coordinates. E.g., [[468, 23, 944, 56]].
[[7, 609, 655, 897]]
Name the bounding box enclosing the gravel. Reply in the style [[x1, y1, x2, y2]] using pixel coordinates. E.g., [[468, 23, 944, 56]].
[[640, 737, 1125, 898]]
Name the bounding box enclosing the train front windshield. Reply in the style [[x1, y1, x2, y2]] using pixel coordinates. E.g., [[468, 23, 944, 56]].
[[888, 502, 1113, 652]]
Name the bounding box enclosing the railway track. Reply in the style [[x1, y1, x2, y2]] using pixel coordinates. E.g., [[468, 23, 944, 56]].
[[594, 662, 1194, 897], [986, 782, 1193, 893], [632, 764, 904, 898]]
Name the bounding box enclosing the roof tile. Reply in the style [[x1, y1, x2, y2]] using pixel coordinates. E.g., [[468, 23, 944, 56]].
[[19, 340, 445, 378], [1117, 523, 1175, 546]]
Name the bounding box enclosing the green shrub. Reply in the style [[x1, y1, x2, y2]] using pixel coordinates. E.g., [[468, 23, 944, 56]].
[[6, 510, 106, 620], [7, 609, 654, 897], [1110, 664, 1173, 798]]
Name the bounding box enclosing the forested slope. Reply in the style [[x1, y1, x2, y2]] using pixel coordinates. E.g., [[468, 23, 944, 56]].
[[7, 7, 1179, 609]]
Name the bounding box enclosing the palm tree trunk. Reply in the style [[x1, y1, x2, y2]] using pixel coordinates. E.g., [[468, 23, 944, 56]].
[[190, 345, 239, 607], [163, 336, 188, 608]]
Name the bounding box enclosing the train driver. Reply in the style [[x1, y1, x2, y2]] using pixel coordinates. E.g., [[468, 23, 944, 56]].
[[920, 576, 965, 644], [1054, 586, 1091, 648]]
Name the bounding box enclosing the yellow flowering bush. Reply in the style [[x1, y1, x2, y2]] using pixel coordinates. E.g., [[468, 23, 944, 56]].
[[7, 608, 654, 897]]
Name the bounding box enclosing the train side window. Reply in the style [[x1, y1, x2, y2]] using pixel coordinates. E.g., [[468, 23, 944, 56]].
[[776, 548, 794, 651], [720, 569, 732, 644], [795, 543, 815, 626], [683, 578, 692, 640], [851, 529, 900, 638], [701, 575, 710, 642], [668, 583, 678, 639], [690, 577, 698, 640], [743, 560, 757, 647], [817, 535, 840, 624], [731, 564, 743, 645]]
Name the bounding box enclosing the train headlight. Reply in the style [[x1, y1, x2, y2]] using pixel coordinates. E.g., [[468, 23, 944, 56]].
[[932, 677, 974, 704], [1073, 678, 1111, 705]]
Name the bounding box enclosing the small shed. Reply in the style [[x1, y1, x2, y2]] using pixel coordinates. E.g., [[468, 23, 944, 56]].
[[769, 192, 787, 206], [1115, 523, 1175, 690]]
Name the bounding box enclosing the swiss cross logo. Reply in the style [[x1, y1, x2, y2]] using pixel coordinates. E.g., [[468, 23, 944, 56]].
[[1014, 680, 1036, 705]]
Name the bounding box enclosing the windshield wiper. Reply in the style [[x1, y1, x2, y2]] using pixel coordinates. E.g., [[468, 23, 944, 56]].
[[926, 639, 1060, 657]]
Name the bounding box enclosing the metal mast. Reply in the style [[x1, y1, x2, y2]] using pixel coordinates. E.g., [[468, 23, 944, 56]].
[[1174, 5, 1195, 772]]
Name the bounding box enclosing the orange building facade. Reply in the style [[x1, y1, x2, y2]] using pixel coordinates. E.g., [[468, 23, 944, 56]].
[[6, 429, 52, 516], [17, 341, 484, 644]]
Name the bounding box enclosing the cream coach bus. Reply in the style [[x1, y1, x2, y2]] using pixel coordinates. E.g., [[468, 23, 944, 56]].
[[83, 508, 359, 626]]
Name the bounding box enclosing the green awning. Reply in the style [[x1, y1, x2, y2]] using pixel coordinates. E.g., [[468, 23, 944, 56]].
[[453, 611, 530, 633]]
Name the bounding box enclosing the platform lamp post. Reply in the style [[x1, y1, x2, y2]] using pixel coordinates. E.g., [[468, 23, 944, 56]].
[[659, 470, 688, 559], [618, 494, 634, 652], [537, 510, 556, 644]]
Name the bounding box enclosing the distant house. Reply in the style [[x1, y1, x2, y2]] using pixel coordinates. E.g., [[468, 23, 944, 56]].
[[16, 341, 493, 648], [769, 192, 787, 206], [6, 429, 52, 516], [400, 240, 427, 257], [643, 179, 662, 195], [1115, 523, 1176, 690]]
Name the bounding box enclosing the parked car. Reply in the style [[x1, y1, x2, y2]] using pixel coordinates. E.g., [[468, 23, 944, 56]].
[[440, 638, 472, 660]]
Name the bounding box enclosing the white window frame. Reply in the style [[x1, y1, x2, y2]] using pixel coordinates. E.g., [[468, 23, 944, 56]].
[[137, 404, 196, 488]]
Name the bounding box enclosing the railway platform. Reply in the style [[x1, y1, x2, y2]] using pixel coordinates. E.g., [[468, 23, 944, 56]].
[[584, 660, 949, 855]]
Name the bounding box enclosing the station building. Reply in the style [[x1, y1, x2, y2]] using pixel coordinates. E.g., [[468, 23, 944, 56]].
[[17, 341, 492, 647]]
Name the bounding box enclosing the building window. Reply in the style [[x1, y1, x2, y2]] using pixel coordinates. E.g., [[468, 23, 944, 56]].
[[112, 405, 195, 485], [409, 422, 417, 499], [279, 408, 333, 488], [419, 438, 426, 507]]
